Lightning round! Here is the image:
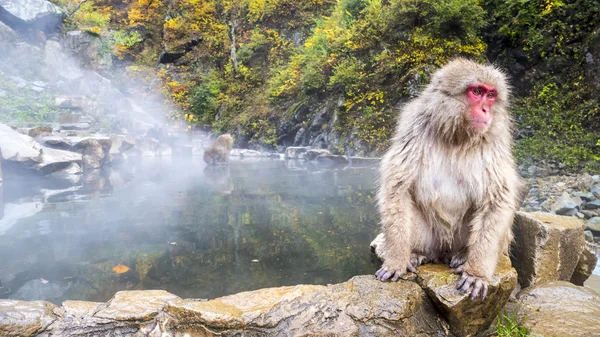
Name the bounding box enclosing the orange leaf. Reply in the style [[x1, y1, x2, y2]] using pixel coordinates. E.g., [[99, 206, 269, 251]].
[[112, 264, 130, 274]]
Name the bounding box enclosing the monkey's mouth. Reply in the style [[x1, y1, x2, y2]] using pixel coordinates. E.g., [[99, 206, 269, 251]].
[[470, 119, 489, 131]]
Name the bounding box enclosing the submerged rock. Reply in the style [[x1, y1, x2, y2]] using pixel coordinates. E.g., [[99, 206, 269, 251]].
[[513, 281, 600, 337], [511, 212, 586, 288], [417, 256, 517, 337]]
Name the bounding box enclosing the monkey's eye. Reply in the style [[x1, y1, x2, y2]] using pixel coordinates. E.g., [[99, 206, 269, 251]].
[[487, 92, 496, 99], [472, 88, 482, 96]]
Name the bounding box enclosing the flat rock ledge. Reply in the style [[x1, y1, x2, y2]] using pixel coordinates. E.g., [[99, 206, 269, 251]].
[[0, 275, 467, 337]]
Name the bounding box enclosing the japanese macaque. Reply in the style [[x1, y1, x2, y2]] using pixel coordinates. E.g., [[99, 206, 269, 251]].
[[375, 59, 520, 301], [203, 134, 233, 165]]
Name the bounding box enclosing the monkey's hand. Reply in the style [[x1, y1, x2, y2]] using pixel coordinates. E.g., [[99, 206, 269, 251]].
[[455, 269, 489, 301], [375, 261, 416, 282]]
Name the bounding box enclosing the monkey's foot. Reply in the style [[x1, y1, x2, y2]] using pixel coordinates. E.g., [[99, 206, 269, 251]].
[[456, 271, 489, 301], [449, 253, 467, 269], [375, 262, 416, 282], [410, 253, 429, 268]]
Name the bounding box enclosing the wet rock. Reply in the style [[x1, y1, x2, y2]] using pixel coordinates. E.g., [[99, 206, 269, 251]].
[[0, 123, 82, 174], [164, 275, 451, 336], [230, 149, 261, 158], [551, 192, 582, 215], [59, 123, 90, 131], [349, 156, 381, 167], [0, 299, 57, 337], [417, 256, 517, 337], [587, 217, 600, 232], [304, 148, 331, 160], [284, 146, 310, 159], [584, 199, 600, 210], [109, 135, 135, 154], [0, 0, 65, 33], [315, 154, 349, 166], [511, 212, 586, 288], [570, 244, 598, 286], [514, 281, 600, 337]]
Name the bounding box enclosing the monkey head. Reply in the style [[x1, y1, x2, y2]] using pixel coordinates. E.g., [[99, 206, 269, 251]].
[[426, 58, 510, 139]]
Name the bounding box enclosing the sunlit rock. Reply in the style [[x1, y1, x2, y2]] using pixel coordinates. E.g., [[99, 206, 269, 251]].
[[163, 276, 451, 336], [570, 244, 598, 286], [0, 299, 57, 337], [513, 281, 600, 337], [511, 212, 586, 288], [0, 123, 82, 174], [417, 256, 517, 337]]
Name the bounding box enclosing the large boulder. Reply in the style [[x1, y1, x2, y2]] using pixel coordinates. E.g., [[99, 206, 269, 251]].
[[570, 244, 598, 286], [0, 123, 81, 174], [417, 256, 518, 337], [284, 146, 310, 159], [511, 212, 586, 288], [513, 281, 600, 337], [163, 276, 451, 336], [0, 0, 65, 33], [42, 135, 111, 169]]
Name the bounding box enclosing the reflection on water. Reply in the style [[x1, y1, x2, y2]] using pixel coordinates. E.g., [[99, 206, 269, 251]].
[[0, 158, 381, 304]]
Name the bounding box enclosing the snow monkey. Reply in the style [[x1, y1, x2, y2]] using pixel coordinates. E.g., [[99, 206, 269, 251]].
[[374, 58, 520, 301], [203, 134, 233, 165]]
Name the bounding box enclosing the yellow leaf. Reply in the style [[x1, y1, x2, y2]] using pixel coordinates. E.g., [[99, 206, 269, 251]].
[[112, 264, 130, 274]]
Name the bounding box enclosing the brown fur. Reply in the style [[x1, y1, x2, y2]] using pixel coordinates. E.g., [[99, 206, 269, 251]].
[[203, 134, 233, 165], [375, 59, 521, 300]]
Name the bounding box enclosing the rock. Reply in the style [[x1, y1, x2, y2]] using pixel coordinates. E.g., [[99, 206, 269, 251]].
[[574, 191, 596, 202], [158, 144, 172, 157], [304, 148, 331, 160], [584, 230, 594, 242], [28, 126, 53, 138], [513, 281, 600, 337], [109, 135, 135, 154], [164, 275, 451, 336], [30, 85, 44, 92], [315, 154, 349, 166], [0, 0, 65, 33], [9, 75, 26, 88], [584, 199, 600, 210], [0, 123, 82, 174], [582, 209, 599, 219], [349, 156, 380, 167], [417, 256, 517, 337], [570, 244, 598, 286], [593, 175, 600, 182], [0, 147, 3, 183], [230, 148, 261, 158], [135, 137, 160, 157], [0, 20, 16, 41], [587, 217, 600, 232], [592, 184, 600, 197], [551, 191, 583, 215], [284, 146, 310, 159], [42, 135, 111, 169], [44, 40, 84, 81], [0, 299, 57, 337], [59, 123, 90, 131], [95, 290, 178, 321], [511, 212, 586, 288]]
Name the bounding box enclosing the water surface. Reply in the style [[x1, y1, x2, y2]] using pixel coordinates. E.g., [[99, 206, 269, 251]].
[[0, 158, 381, 304]]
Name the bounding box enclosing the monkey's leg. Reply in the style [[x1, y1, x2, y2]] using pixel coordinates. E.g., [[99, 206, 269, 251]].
[[375, 194, 417, 282], [449, 251, 467, 268], [410, 253, 429, 268], [455, 205, 514, 301]]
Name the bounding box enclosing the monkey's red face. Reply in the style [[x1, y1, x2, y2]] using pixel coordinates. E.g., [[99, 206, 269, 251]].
[[466, 84, 497, 131]]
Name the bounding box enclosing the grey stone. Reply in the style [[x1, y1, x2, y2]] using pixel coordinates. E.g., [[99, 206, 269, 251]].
[[59, 123, 90, 131], [0, 89, 6, 98], [30, 85, 44, 92], [511, 212, 586, 288], [284, 146, 310, 159], [304, 148, 331, 160], [587, 217, 600, 232], [109, 135, 135, 154], [315, 154, 349, 166], [592, 184, 600, 197], [584, 230, 594, 242], [570, 244, 598, 286], [0, 123, 82, 174], [9, 76, 26, 88], [513, 281, 600, 337], [0, 21, 16, 41], [573, 191, 596, 202], [349, 156, 380, 167], [551, 192, 583, 215], [584, 199, 600, 210]]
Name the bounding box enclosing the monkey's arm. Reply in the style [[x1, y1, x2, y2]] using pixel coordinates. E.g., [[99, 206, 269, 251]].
[[457, 184, 517, 300], [375, 136, 420, 282]]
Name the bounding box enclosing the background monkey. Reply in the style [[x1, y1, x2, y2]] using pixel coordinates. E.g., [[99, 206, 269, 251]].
[[375, 59, 520, 301], [203, 134, 233, 165]]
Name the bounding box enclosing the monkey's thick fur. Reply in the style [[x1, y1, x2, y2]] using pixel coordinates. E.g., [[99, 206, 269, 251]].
[[375, 59, 520, 300], [203, 134, 233, 165]]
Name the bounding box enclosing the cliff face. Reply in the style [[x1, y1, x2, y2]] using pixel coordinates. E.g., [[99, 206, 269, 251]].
[[24, 0, 600, 169]]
